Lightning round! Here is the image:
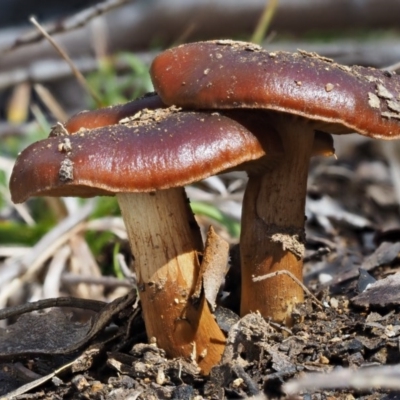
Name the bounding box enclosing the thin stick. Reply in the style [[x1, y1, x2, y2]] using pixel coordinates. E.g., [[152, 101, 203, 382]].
[[2, 0, 132, 54], [29, 17, 102, 107], [0, 297, 106, 320], [253, 270, 323, 309]]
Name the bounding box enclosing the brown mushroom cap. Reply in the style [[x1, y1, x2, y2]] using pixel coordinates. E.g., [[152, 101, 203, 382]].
[[10, 108, 282, 203], [151, 40, 400, 139], [57, 92, 165, 135]]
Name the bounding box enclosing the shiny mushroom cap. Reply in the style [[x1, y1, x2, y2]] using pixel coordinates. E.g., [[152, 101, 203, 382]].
[[55, 92, 165, 135], [10, 106, 283, 203], [151, 40, 400, 139]]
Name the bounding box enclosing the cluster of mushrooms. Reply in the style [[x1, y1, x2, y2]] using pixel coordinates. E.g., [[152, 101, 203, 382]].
[[10, 40, 400, 374]]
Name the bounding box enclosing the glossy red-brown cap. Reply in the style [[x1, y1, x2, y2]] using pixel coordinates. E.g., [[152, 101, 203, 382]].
[[10, 108, 284, 203], [52, 92, 165, 135], [151, 40, 400, 139]]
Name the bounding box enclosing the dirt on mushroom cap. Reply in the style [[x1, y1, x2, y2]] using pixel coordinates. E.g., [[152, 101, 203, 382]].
[[52, 93, 166, 136]]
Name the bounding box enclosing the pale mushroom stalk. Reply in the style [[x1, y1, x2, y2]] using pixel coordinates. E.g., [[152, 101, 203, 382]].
[[117, 188, 225, 372], [240, 118, 315, 324]]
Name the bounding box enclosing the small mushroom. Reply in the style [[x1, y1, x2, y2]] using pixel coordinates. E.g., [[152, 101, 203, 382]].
[[150, 40, 400, 325], [10, 99, 286, 373]]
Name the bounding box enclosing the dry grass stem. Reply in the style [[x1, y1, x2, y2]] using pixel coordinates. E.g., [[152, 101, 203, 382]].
[[86, 217, 127, 240], [33, 83, 69, 122], [43, 245, 71, 298], [385, 59, 400, 72], [116, 253, 135, 282], [6, 82, 31, 124], [69, 235, 103, 299], [251, 0, 279, 44]]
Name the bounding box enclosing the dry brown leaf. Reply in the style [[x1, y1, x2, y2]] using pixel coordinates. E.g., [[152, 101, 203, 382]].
[[192, 226, 229, 310], [352, 273, 400, 307]]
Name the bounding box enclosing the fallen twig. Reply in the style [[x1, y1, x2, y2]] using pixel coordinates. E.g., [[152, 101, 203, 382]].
[[1, 0, 133, 55], [0, 296, 106, 320], [29, 17, 102, 106]]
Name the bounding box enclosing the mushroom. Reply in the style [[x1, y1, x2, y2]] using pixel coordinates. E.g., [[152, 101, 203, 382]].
[[150, 40, 400, 325], [10, 98, 288, 373]]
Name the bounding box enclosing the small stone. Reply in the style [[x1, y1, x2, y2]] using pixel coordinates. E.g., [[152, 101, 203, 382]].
[[232, 378, 244, 388], [330, 297, 339, 308], [51, 376, 63, 386], [199, 348, 208, 360], [134, 362, 147, 374], [319, 354, 330, 364], [58, 138, 72, 153], [384, 324, 396, 337], [325, 83, 334, 92], [50, 122, 69, 137], [71, 375, 89, 391], [156, 368, 166, 385], [90, 381, 104, 393], [348, 352, 364, 367], [319, 273, 332, 284]]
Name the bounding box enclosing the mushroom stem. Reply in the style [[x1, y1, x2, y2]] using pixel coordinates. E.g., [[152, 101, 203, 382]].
[[117, 187, 225, 374], [240, 119, 315, 325]]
